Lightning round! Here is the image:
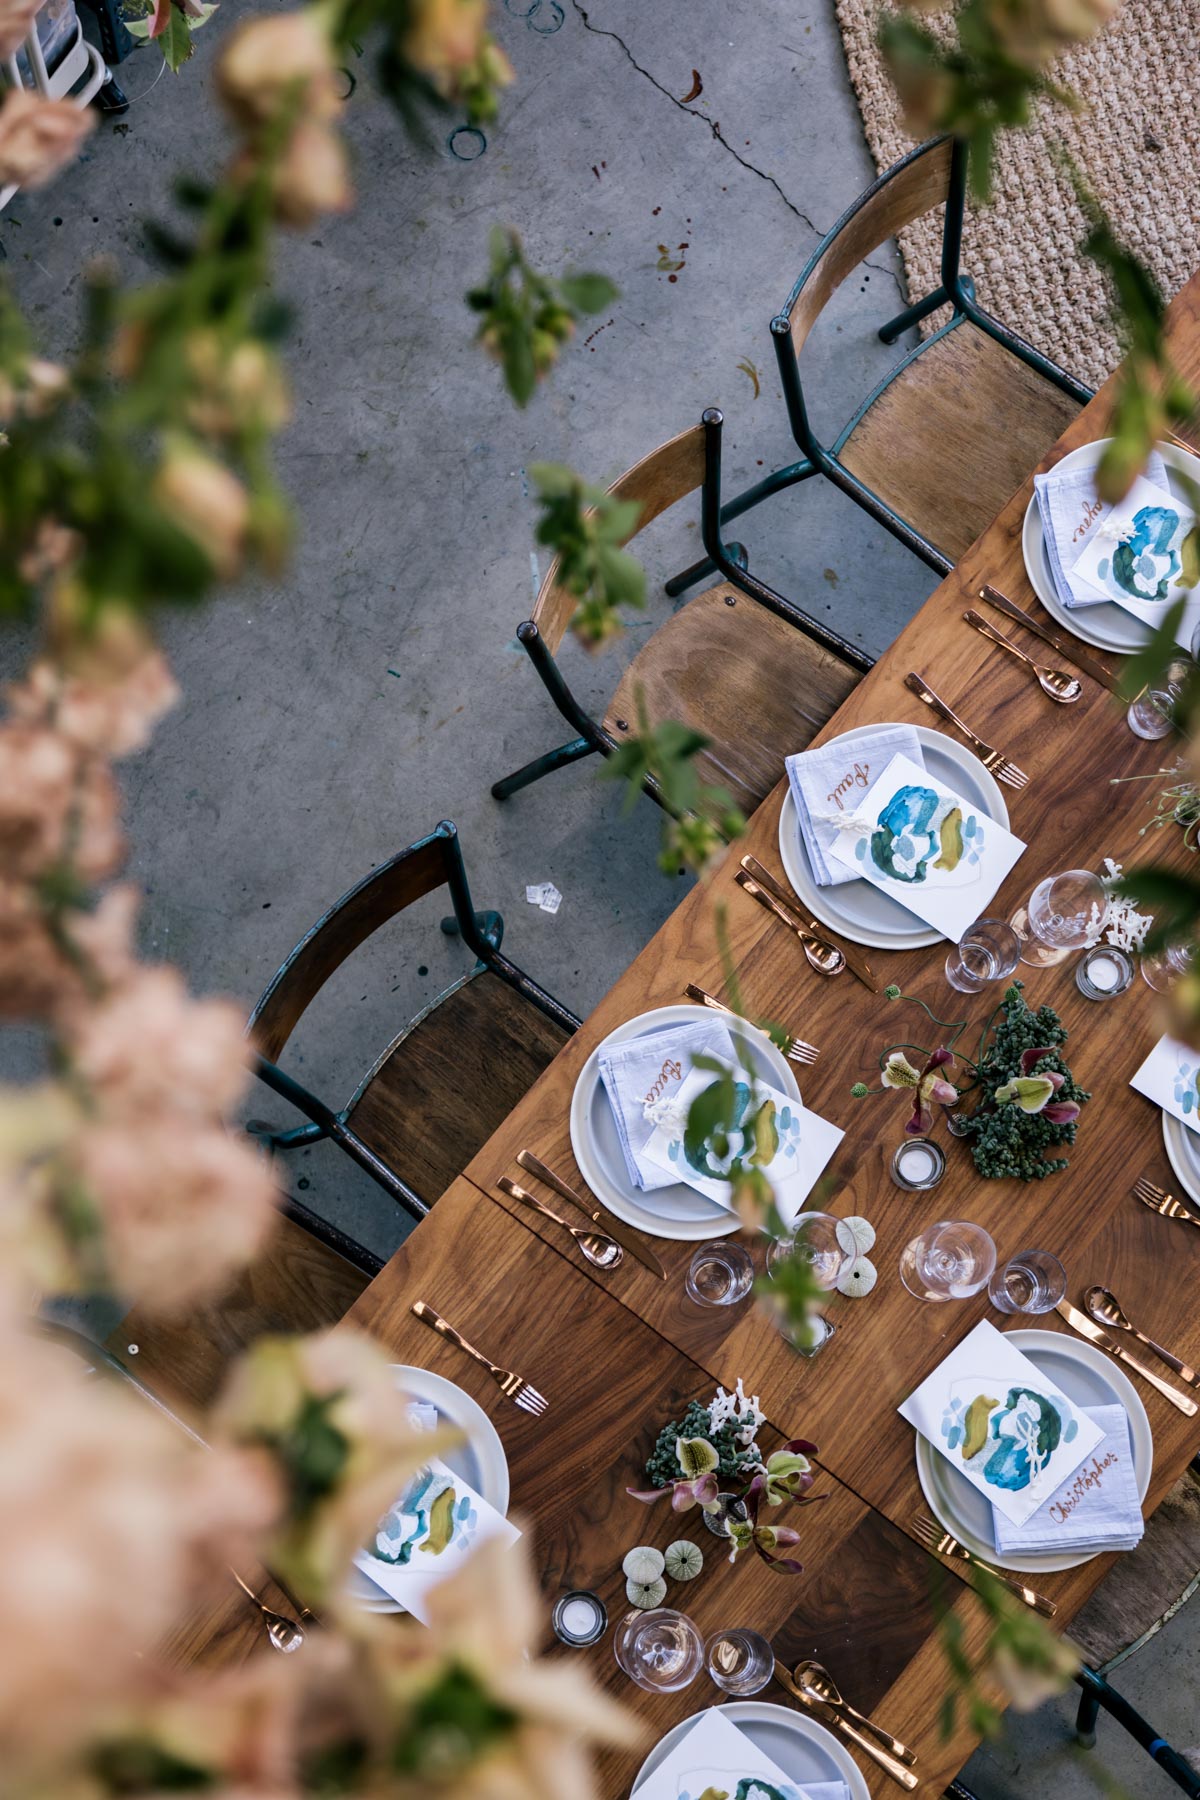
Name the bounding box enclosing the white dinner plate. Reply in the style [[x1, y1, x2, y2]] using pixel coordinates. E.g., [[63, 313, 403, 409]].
[[1162, 1107, 1200, 1207], [631, 1700, 870, 1800], [346, 1363, 509, 1613], [914, 1328, 1152, 1575], [778, 722, 1010, 951], [569, 1004, 800, 1242], [1021, 436, 1200, 652]]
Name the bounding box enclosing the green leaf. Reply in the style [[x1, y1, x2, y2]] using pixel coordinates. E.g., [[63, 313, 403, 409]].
[[559, 272, 620, 313], [157, 5, 200, 70], [1115, 596, 1186, 701]]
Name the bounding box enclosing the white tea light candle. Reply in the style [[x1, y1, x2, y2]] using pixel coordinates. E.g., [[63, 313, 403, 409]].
[[891, 1137, 947, 1191], [1076, 945, 1132, 1000], [552, 1590, 607, 1646]]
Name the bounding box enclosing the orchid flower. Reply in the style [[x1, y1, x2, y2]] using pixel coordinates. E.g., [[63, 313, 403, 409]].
[[626, 1435, 722, 1514], [995, 1048, 1081, 1124], [881, 1047, 959, 1134]]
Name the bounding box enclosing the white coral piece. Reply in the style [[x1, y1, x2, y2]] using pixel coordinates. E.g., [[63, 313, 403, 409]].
[[622, 1545, 665, 1584], [708, 1376, 762, 1446], [626, 1575, 667, 1609], [835, 1214, 875, 1255], [836, 1255, 877, 1297]]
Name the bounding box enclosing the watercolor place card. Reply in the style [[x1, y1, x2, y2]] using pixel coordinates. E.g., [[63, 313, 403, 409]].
[[898, 1320, 1105, 1529], [1130, 1034, 1200, 1133], [640, 1063, 844, 1230], [353, 1457, 520, 1623], [826, 751, 1026, 944], [1069, 473, 1200, 646], [633, 1705, 849, 1800]]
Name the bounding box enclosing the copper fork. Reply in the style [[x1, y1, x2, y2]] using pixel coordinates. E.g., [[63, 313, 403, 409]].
[[904, 672, 1029, 791], [411, 1302, 547, 1416], [912, 1515, 1057, 1617], [684, 984, 819, 1066], [1134, 1176, 1200, 1229]]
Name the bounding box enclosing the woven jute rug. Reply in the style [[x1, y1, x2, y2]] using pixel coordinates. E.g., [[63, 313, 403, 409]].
[[834, 0, 1200, 390]]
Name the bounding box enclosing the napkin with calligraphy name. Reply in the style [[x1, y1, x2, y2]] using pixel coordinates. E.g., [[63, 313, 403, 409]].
[[991, 1404, 1143, 1556], [599, 1021, 737, 1190], [786, 725, 924, 887], [631, 1705, 850, 1800], [1033, 449, 1170, 609]]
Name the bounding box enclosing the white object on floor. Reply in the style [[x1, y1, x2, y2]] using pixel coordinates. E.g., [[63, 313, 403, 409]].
[[524, 881, 562, 914]]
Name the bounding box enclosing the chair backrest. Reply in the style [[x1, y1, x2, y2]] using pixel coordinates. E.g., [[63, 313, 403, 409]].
[[248, 823, 463, 1062], [780, 136, 956, 355], [529, 422, 708, 651]]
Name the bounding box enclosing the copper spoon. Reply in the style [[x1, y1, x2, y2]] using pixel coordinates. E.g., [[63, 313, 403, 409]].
[[1083, 1285, 1200, 1386], [793, 1661, 917, 1765], [963, 609, 1083, 703]]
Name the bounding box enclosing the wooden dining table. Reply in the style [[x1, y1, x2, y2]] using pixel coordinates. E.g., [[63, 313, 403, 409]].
[[186, 272, 1200, 1795]]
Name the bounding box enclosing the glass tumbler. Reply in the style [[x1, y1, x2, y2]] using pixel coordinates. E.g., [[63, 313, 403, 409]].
[[705, 1627, 774, 1696], [900, 1220, 997, 1302], [1014, 869, 1109, 969], [685, 1241, 755, 1306], [613, 1608, 704, 1693], [945, 918, 1021, 992], [988, 1249, 1067, 1315]]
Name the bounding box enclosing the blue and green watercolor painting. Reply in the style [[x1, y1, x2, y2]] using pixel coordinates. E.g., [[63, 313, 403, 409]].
[[855, 783, 985, 887]]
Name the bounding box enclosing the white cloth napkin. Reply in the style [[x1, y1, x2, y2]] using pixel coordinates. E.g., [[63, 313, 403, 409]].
[[598, 1021, 736, 1191], [991, 1404, 1143, 1557], [1033, 451, 1170, 609], [786, 727, 924, 887]]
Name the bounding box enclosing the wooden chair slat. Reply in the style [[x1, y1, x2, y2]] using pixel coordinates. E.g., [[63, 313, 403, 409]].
[[1069, 1466, 1200, 1669], [604, 581, 860, 815], [838, 322, 1081, 562], [347, 970, 570, 1208]]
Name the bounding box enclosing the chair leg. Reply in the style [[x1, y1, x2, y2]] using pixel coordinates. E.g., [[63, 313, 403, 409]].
[[1074, 1679, 1101, 1749], [878, 286, 950, 344], [1075, 1668, 1200, 1797], [491, 735, 596, 800], [663, 539, 747, 600], [441, 908, 504, 951]]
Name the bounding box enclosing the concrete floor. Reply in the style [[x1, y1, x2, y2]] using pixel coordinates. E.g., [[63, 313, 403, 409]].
[[3, 0, 1196, 1793]]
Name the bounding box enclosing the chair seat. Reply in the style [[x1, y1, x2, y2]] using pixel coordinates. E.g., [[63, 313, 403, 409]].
[[348, 969, 570, 1208], [1068, 1465, 1200, 1669], [603, 581, 861, 816], [104, 1210, 369, 1416], [839, 321, 1081, 563]]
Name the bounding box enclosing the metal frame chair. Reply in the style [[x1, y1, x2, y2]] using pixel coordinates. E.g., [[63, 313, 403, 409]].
[[668, 136, 1095, 595], [247, 819, 579, 1221], [491, 407, 872, 809]]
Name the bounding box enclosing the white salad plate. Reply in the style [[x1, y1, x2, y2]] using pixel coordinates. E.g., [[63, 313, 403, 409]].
[[1162, 1105, 1200, 1208], [631, 1700, 870, 1800]]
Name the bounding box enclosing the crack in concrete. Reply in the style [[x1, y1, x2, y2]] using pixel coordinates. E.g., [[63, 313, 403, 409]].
[[569, 0, 822, 234]]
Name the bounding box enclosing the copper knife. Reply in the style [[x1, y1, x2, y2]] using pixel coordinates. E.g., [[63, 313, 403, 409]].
[[740, 855, 879, 993], [977, 584, 1121, 694], [772, 1661, 919, 1789], [1055, 1299, 1198, 1415], [514, 1151, 666, 1280]]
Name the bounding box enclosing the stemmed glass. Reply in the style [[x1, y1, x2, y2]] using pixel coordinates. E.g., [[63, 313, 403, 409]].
[[1141, 941, 1195, 992], [1011, 869, 1109, 969], [899, 1220, 996, 1302], [613, 1608, 703, 1692], [766, 1212, 851, 1355]]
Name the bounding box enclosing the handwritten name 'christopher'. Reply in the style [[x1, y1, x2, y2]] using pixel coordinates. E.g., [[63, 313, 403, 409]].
[[1048, 1447, 1121, 1524]]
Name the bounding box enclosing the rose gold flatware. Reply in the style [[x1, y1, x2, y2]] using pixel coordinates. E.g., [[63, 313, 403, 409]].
[[230, 1570, 304, 1653], [773, 1660, 918, 1789], [1133, 1176, 1200, 1229], [963, 608, 1083, 703], [1083, 1284, 1199, 1386], [911, 1515, 1057, 1618], [411, 1301, 548, 1415], [736, 869, 846, 978], [977, 584, 1120, 695], [498, 1176, 623, 1270], [683, 984, 819, 1065], [903, 672, 1028, 790], [515, 1151, 666, 1279], [792, 1661, 917, 1766], [1056, 1298, 1197, 1416], [739, 855, 878, 992]]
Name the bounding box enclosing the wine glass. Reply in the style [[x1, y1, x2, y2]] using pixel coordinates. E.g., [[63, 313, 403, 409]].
[[945, 918, 1021, 993], [765, 1212, 850, 1291], [1012, 869, 1109, 969], [899, 1220, 996, 1302], [1141, 942, 1195, 992], [613, 1608, 703, 1692]]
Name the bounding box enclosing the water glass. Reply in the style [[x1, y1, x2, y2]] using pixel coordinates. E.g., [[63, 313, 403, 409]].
[[945, 918, 1021, 992], [1126, 688, 1176, 740], [685, 1240, 755, 1306], [613, 1607, 703, 1692], [705, 1627, 774, 1696], [765, 1212, 849, 1291], [1014, 869, 1109, 969], [988, 1249, 1067, 1315], [899, 1219, 997, 1303]]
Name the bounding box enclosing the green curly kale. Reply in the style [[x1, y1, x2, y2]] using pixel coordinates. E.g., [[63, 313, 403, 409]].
[[957, 982, 1090, 1180], [644, 1400, 761, 1490]]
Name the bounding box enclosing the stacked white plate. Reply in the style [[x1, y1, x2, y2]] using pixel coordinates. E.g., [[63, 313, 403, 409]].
[[632, 1701, 870, 1799], [1162, 1108, 1200, 1207], [914, 1329, 1152, 1574]]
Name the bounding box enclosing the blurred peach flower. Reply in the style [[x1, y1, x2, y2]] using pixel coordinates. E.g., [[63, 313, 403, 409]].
[[0, 724, 123, 882], [185, 332, 291, 438], [69, 966, 249, 1118], [154, 446, 250, 581], [0, 357, 69, 426], [267, 121, 352, 228], [0, 1333, 279, 1763], [7, 646, 179, 761], [0, 89, 94, 190], [0, 882, 136, 1023], [70, 1119, 279, 1313], [215, 1329, 443, 1605], [0, 0, 39, 58], [216, 10, 342, 127], [405, 0, 488, 80], [15, 519, 81, 585]]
